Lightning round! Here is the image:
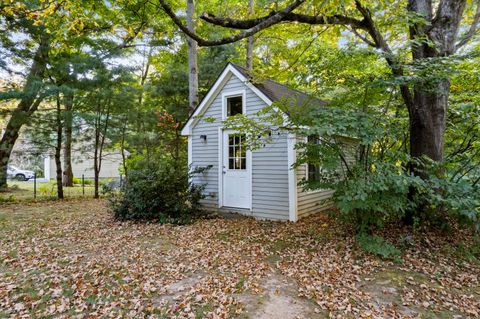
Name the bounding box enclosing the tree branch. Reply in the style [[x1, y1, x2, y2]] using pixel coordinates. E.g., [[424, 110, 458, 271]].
[[200, 11, 367, 30], [348, 27, 376, 47], [157, 0, 306, 46], [353, 0, 414, 110], [455, 0, 480, 50]]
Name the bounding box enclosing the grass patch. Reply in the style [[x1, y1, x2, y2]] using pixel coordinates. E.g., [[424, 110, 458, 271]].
[[270, 239, 294, 252], [215, 231, 231, 242], [195, 303, 213, 319], [357, 234, 401, 260]]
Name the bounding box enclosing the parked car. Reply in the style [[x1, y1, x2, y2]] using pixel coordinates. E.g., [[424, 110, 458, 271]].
[[7, 165, 35, 181]]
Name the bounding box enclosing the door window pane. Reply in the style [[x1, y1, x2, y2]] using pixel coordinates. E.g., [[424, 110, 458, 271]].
[[228, 134, 246, 170]]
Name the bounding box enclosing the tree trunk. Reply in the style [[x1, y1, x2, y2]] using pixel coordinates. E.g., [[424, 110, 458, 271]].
[[94, 128, 100, 199], [246, 0, 254, 71], [55, 94, 64, 199], [0, 35, 49, 189], [120, 116, 128, 179], [93, 100, 110, 199], [187, 0, 199, 114], [63, 91, 74, 187], [409, 81, 449, 166]]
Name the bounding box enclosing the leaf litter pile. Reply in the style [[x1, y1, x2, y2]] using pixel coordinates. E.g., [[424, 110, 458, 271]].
[[0, 199, 479, 318]]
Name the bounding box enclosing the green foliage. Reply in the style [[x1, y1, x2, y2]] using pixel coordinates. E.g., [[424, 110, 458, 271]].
[[356, 233, 401, 260], [333, 163, 420, 232], [412, 162, 480, 231], [72, 177, 94, 185], [39, 181, 57, 197], [109, 159, 205, 224]]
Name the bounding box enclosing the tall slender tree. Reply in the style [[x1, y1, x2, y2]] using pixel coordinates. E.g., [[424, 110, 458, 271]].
[[62, 87, 74, 187], [245, 0, 254, 71], [186, 0, 199, 113]]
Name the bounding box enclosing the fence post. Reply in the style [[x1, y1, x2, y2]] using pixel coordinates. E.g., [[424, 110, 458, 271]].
[[82, 174, 85, 196], [33, 173, 36, 200]]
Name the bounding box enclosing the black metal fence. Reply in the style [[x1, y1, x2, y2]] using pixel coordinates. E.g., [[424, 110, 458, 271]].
[[0, 174, 121, 202]]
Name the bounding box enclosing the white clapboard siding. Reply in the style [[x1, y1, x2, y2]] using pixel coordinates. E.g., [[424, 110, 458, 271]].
[[191, 74, 290, 220], [295, 136, 358, 218], [296, 163, 335, 219]]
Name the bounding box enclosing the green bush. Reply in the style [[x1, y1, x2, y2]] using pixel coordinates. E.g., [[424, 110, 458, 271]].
[[39, 181, 57, 197], [109, 159, 205, 224], [333, 162, 421, 232], [72, 177, 94, 185]]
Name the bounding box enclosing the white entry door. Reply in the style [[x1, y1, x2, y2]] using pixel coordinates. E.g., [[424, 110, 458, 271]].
[[222, 131, 251, 209]]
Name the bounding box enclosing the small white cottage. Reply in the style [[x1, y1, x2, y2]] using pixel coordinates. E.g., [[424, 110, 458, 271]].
[[181, 63, 335, 221]]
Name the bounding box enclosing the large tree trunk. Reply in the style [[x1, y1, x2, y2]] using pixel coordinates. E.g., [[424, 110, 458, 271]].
[[55, 94, 64, 199], [63, 91, 74, 187], [0, 35, 49, 189], [409, 81, 449, 165], [186, 0, 199, 114], [406, 0, 465, 167]]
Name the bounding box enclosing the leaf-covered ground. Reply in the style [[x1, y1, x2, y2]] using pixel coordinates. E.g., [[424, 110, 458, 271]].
[[0, 199, 479, 318]]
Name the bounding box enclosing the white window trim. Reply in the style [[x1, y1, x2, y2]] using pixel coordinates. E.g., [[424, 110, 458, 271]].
[[222, 89, 246, 120]]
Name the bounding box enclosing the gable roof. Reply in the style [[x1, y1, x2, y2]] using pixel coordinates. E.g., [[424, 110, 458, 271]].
[[230, 63, 326, 110], [181, 62, 325, 135]]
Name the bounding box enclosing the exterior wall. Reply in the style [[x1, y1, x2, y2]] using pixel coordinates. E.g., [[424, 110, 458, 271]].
[[295, 136, 358, 219], [49, 150, 123, 179], [10, 133, 123, 180], [296, 163, 335, 219], [190, 74, 290, 220]]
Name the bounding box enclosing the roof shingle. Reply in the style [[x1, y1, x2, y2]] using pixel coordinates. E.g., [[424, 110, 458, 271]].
[[230, 63, 326, 110]]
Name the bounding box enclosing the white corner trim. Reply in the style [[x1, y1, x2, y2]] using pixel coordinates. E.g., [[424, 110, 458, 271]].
[[247, 148, 253, 211], [287, 132, 298, 222], [218, 127, 223, 208], [187, 136, 193, 166], [221, 89, 246, 120]]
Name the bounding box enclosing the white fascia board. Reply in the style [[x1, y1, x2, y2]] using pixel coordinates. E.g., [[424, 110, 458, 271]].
[[181, 65, 234, 136]]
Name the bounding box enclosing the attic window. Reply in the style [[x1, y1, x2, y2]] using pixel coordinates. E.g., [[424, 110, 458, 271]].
[[227, 96, 243, 117]]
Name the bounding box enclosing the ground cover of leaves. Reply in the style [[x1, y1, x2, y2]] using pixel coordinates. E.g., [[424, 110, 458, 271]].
[[0, 199, 479, 318]]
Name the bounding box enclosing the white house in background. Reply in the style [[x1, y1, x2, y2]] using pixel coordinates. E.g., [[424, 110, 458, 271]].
[[10, 135, 125, 181], [46, 148, 125, 180], [182, 63, 350, 222]]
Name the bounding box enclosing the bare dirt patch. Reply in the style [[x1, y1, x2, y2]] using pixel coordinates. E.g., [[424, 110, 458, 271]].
[[238, 273, 326, 319]]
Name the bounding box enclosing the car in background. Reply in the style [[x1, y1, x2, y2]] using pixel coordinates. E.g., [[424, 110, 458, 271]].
[[7, 165, 35, 181]]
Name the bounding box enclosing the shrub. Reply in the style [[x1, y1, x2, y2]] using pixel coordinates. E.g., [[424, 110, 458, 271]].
[[39, 181, 57, 197], [72, 177, 94, 185], [109, 159, 205, 224], [333, 162, 421, 233]]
